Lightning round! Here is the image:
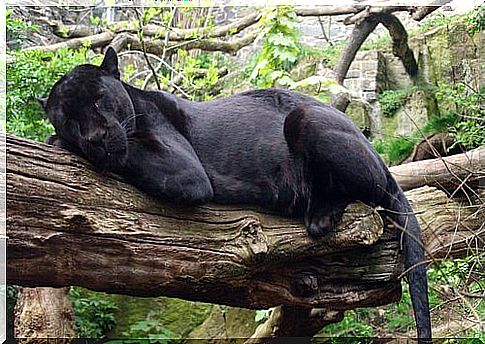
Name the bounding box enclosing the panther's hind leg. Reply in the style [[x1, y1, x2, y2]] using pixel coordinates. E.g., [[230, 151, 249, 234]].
[[284, 105, 388, 237]]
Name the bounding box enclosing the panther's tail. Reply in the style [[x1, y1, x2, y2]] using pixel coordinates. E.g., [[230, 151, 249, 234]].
[[384, 174, 431, 342]]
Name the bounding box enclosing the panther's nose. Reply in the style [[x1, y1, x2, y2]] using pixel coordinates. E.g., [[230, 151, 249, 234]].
[[87, 129, 107, 146]]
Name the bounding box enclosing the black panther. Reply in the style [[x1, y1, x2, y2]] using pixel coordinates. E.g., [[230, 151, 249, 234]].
[[41, 48, 431, 341]]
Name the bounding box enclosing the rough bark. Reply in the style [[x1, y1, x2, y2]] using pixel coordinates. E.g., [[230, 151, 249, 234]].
[[37, 4, 451, 57], [50, 4, 452, 41], [7, 134, 399, 310], [246, 306, 344, 342], [7, 135, 484, 304], [14, 287, 75, 343], [52, 10, 261, 41], [122, 30, 260, 56]]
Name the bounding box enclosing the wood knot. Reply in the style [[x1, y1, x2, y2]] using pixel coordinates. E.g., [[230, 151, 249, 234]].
[[240, 217, 268, 257], [293, 273, 319, 297], [60, 208, 93, 232]]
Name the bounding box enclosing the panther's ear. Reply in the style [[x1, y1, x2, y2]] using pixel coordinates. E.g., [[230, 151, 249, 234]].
[[100, 47, 120, 79], [36, 97, 48, 111]]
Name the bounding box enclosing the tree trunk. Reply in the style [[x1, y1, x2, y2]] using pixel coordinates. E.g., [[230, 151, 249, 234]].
[[14, 287, 75, 344], [7, 135, 398, 309], [7, 135, 484, 301]]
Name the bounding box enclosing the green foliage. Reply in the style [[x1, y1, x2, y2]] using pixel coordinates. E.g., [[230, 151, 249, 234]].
[[174, 51, 224, 101], [378, 88, 415, 118], [464, 7, 485, 34], [6, 285, 19, 339], [121, 320, 178, 343], [318, 309, 375, 337], [374, 82, 483, 164], [69, 287, 117, 338], [418, 8, 483, 34], [254, 309, 270, 323], [249, 7, 300, 87], [419, 13, 452, 32], [6, 9, 39, 50], [435, 82, 485, 149], [6, 47, 102, 141], [297, 43, 344, 69], [374, 136, 415, 164], [360, 34, 392, 51]]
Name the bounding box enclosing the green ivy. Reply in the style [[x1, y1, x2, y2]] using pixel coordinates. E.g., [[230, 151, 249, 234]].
[[374, 82, 483, 164], [464, 7, 485, 34], [6, 9, 39, 50], [378, 88, 415, 118], [435, 82, 484, 149], [249, 6, 300, 88]]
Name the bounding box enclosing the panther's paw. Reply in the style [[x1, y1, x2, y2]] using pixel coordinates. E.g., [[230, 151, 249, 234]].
[[304, 209, 344, 237]]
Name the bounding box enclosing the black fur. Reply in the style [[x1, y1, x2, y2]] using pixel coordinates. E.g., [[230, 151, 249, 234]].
[[44, 48, 431, 341]]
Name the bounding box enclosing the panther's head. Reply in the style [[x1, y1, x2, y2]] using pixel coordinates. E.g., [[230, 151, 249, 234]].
[[42, 47, 135, 170]]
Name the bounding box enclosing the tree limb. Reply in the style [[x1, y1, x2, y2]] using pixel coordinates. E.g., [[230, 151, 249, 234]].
[[7, 135, 484, 305], [51, 10, 262, 41], [14, 287, 75, 342], [246, 306, 344, 342], [333, 15, 379, 85], [389, 147, 484, 193], [374, 13, 418, 77], [23, 31, 114, 53], [7, 134, 400, 310]]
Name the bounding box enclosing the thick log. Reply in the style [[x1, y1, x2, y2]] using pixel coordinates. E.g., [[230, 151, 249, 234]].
[[390, 147, 484, 193], [7, 134, 399, 310], [23, 32, 114, 53], [6, 134, 484, 309], [52, 10, 261, 41], [50, 5, 452, 41], [38, 4, 452, 56], [122, 30, 259, 56]]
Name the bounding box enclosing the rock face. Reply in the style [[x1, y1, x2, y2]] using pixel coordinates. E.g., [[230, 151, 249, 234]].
[[411, 24, 482, 90], [395, 90, 429, 136], [344, 20, 482, 139]]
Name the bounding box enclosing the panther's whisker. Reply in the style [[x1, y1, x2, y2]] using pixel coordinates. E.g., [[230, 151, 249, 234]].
[[121, 113, 146, 130]]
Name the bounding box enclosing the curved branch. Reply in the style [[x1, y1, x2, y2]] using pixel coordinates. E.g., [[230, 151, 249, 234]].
[[375, 13, 418, 77], [333, 15, 379, 85]]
